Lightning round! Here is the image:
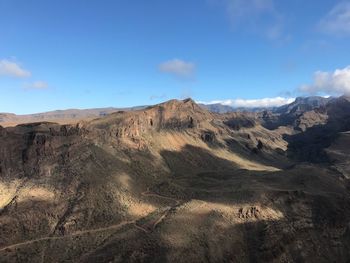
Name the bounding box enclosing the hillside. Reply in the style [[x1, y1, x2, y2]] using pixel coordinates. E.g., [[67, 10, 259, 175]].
[[0, 98, 350, 262]]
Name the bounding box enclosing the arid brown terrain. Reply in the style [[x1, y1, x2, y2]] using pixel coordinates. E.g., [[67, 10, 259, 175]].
[[0, 98, 350, 262], [0, 106, 146, 128]]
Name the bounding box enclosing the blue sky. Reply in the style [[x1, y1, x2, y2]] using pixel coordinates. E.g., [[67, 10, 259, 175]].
[[1, 0, 350, 114]]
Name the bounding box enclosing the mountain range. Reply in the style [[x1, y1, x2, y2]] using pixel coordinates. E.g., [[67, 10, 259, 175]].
[[0, 96, 350, 262], [0, 96, 328, 127]]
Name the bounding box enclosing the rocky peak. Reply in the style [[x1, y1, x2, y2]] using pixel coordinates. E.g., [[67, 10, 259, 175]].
[[151, 98, 206, 114], [275, 96, 330, 115], [89, 98, 213, 140]]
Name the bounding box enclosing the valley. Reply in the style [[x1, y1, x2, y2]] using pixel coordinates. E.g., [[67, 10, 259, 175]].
[[0, 97, 350, 262]]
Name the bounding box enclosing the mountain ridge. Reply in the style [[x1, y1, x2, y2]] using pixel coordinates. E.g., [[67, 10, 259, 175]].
[[0, 96, 338, 127], [1, 97, 350, 262]]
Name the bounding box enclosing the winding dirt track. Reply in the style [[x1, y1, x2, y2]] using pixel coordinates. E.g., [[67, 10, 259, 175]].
[[138, 189, 182, 230], [141, 189, 180, 205], [0, 190, 181, 253], [0, 221, 135, 252]]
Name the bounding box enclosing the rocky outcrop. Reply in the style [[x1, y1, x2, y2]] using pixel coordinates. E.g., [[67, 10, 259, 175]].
[[295, 110, 328, 131], [89, 99, 214, 142]]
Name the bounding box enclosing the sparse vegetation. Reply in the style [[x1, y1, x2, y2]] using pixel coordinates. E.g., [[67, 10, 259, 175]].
[[0, 98, 350, 262]]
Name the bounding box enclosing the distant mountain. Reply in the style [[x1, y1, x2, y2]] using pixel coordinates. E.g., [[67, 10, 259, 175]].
[[0, 96, 336, 127], [198, 103, 235, 113], [199, 103, 277, 113], [274, 96, 331, 115], [0, 106, 147, 127], [201, 97, 333, 115], [1, 101, 283, 126], [259, 96, 332, 130]]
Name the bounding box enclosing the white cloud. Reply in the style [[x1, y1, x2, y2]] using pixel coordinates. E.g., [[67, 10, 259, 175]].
[[159, 59, 195, 78], [0, 59, 31, 78], [225, 0, 275, 22], [213, 0, 288, 41], [319, 1, 350, 35], [300, 66, 350, 95], [199, 97, 295, 108], [24, 81, 49, 90]]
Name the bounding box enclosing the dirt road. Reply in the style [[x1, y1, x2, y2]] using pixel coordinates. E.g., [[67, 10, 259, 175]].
[[0, 189, 182, 252]]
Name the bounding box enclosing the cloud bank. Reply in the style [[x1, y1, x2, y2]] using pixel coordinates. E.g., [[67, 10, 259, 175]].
[[300, 66, 350, 95], [319, 1, 350, 36], [0, 59, 31, 78], [199, 97, 295, 108], [159, 59, 195, 78]]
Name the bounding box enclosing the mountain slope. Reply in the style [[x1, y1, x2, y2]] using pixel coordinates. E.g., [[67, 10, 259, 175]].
[[278, 96, 350, 163], [0, 98, 349, 262], [259, 96, 333, 131]]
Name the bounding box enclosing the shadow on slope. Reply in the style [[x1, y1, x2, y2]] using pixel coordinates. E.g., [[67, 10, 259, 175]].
[[284, 97, 350, 163]]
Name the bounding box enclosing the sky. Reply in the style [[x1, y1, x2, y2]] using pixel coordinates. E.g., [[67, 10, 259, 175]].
[[1, 0, 350, 114]]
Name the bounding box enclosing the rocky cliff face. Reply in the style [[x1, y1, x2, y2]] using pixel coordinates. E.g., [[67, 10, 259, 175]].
[[259, 96, 330, 130], [0, 98, 350, 262], [90, 98, 211, 133]]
